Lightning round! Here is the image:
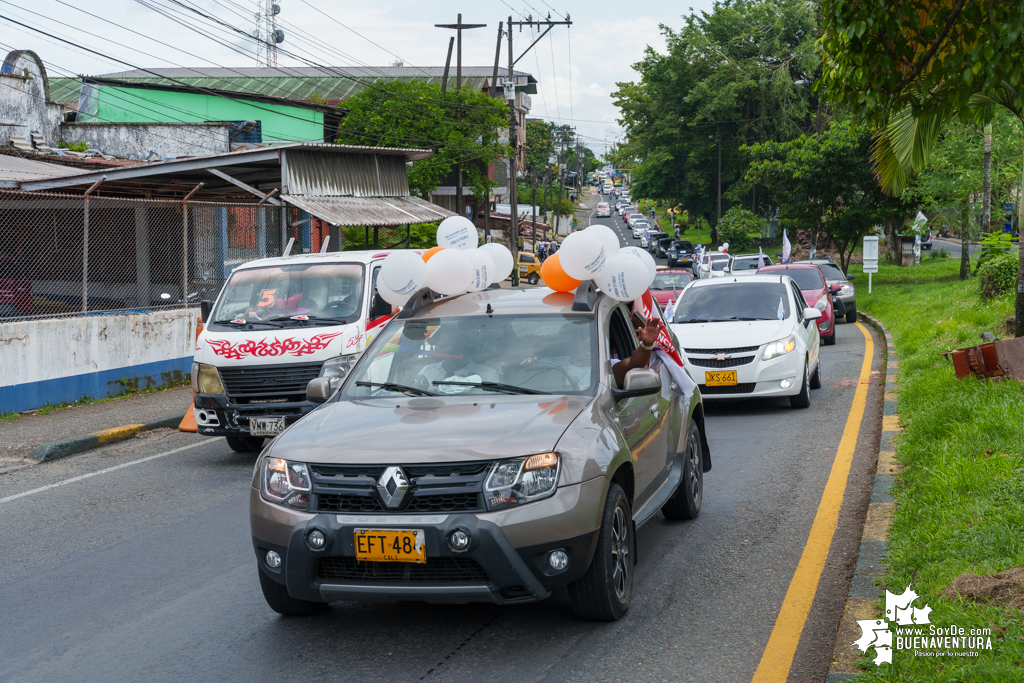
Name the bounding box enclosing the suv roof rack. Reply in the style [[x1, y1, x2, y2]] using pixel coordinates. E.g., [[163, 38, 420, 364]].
[[572, 280, 599, 312]]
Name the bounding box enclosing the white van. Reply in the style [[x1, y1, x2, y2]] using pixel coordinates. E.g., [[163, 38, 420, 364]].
[[190, 249, 404, 452]]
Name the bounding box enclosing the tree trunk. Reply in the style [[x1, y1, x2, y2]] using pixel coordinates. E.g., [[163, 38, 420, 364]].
[[960, 203, 971, 280], [983, 123, 993, 234], [1015, 133, 1024, 336]]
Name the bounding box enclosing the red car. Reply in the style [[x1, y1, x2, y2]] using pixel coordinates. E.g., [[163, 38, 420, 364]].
[[757, 263, 837, 345], [649, 268, 694, 309]]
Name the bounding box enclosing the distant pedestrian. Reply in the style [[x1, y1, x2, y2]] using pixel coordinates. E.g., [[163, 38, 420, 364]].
[[674, 224, 680, 239]]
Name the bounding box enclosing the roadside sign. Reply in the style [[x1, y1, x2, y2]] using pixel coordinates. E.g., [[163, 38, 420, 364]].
[[863, 235, 878, 293]]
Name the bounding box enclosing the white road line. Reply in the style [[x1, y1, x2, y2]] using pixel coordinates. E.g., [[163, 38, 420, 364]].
[[0, 440, 217, 505]]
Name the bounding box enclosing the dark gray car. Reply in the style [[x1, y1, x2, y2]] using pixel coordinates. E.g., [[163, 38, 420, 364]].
[[249, 285, 710, 621]]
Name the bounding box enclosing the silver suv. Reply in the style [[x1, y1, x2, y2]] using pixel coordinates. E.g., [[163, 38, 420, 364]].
[[250, 285, 710, 621], [798, 258, 857, 323]]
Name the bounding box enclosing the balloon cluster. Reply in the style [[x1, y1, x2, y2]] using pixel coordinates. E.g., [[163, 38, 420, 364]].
[[375, 216, 515, 306], [540, 224, 656, 301]]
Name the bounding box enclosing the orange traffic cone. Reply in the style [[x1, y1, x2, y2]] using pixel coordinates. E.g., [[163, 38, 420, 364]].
[[179, 316, 204, 432]]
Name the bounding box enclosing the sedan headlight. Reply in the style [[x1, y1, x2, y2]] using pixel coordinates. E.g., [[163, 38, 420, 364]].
[[484, 453, 560, 511], [762, 335, 797, 361], [191, 362, 225, 394], [320, 354, 359, 382], [260, 456, 311, 511], [814, 297, 828, 312]]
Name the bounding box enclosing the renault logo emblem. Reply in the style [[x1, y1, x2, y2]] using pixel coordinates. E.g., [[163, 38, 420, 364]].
[[376, 466, 409, 509]]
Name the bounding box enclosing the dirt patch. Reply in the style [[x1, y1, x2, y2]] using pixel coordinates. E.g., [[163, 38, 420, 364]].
[[944, 567, 1024, 608]]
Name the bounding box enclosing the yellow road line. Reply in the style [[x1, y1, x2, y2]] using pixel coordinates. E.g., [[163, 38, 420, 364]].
[[751, 321, 874, 682]]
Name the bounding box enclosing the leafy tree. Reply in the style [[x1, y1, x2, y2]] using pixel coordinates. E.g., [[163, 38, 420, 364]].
[[715, 207, 761, 252], [334, 80, 509, 201]]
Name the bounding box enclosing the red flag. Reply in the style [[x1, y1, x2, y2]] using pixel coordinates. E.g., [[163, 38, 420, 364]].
[[632, 290, 683, 367]]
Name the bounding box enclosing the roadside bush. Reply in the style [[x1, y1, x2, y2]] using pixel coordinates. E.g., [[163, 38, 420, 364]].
[[929, 246, 950, 259], [715, 206, 761, 252], [977, 252, 1017, 300], [976, 230, 1013, 270]]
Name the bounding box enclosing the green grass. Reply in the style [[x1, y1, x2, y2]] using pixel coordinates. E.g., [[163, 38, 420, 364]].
[[848, 256, 1024, 679], [0, 377, 189, 422]]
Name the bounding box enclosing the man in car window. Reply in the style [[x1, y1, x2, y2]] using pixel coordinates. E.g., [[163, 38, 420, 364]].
[[610, 317, 664, 389], [416, 325, 499, 390]]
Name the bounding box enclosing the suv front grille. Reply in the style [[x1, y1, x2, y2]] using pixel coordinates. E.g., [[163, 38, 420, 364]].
[[317, 492, 481, 513], [699, 383, 757, 395], [219, 362, 323, 402], [318, 557, 489, 582], [688, 356, 755, 368], [312, 461, 490, 513]]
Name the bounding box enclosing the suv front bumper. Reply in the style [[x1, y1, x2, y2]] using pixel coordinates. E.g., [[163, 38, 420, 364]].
[[251, 479, 604, 605]]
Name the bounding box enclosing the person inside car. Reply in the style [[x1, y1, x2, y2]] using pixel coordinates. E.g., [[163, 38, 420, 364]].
[[610, 316, 664, 389], [416, 324, 500, 390]]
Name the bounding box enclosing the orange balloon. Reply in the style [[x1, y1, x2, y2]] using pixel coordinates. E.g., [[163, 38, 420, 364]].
[[540, 253, 582, 292], [422, 246, 445, 262]]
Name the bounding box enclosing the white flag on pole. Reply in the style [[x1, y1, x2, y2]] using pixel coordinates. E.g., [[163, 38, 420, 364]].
[[782, 229, 791, 263], [758, 246, 765, 269]]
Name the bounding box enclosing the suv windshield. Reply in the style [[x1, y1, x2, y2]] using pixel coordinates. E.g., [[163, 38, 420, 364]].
[[211, 263, 364, 325], [346, 313, 598, 397], [816, 263, 846, 280], [674, 283, 791, 322]]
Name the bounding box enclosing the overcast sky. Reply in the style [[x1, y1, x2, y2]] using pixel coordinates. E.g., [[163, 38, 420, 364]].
[[0, 0, 716, 155]]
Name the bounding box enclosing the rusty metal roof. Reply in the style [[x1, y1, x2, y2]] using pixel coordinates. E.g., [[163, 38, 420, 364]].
[[283, 195, 454, 227], [0, 153, 88, 187], [284, 149, 409, 197]]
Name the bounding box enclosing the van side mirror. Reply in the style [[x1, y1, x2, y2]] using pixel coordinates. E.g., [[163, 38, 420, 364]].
[[200, 300, 213, 324], [611, 368, 662, 402]]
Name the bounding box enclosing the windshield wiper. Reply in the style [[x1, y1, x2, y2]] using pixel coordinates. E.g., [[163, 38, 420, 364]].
[[212, 319, 284, 328], [676, 318, 710, 324], [355, 381, 437, 397], [432, 380, 543, 395], [723, 316, 776, 321]]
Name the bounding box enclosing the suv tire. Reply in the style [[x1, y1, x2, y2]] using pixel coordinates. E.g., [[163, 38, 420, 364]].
[[527, 273, 540, 285], [226, 435, 265, 452], [662, 420, 703, 520], [790, 360, 811, 409], [568, 483, 633, 621], [846, 308, 857, 324], [258, 568, 328, 616]]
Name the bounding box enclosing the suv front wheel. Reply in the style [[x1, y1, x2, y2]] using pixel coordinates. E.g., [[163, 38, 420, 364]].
[[568, 483, 633, 621]]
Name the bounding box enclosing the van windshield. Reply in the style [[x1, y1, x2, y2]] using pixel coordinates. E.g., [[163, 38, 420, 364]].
[[210, 263, 364, 327]]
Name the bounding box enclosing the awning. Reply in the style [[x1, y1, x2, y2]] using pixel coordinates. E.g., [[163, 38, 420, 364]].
[[283, 194, 455, 226]]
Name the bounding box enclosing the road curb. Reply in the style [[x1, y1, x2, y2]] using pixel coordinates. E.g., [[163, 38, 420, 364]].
[[826, 313, 901, 680], [26, 415, 183, 463]]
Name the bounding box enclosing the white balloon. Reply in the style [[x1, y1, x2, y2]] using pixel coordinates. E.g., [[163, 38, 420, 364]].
[[619, 246, 657, 282], [426, 248, 473, 295], [380, 250, 427, 296], [479, 243, 514, 282], [596, 253, 651, 302], [559, 230, 607, 281], [465, 249, 495, 292], [436, 216, 478, 251], [375, 278, 408, 307], [585, 224, 621, 259]]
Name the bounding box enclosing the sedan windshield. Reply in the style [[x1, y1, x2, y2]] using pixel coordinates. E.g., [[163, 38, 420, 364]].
[[710, 256, 729, 272], [346, 314, 598, 398], [674, 283, 791, 322], [652, 272, 693, 289], [211, 263, 364, 326], [731, 256, 770, 271]]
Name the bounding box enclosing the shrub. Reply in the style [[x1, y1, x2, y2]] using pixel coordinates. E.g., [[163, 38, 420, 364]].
[[977, 252, 1017, 300], [715, 207, 762, 252], [929, 247, 950, 259], [976, 230, 1013, 270]]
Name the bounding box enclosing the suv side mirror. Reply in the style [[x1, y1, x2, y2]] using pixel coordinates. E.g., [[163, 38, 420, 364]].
[[306, 377, 338, 403], [611, 368, 662, 402], [369, 291, 392, 319], [200, 299, 213, 323], [847, 274, 856, 281]]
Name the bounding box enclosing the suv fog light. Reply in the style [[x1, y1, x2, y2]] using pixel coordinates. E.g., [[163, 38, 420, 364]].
[[449, 530, 470, 551], [548, 550, 569, 572], [780, 379, 792, 389], [265, 550, 282, 568], [307, 529, 326, 550]]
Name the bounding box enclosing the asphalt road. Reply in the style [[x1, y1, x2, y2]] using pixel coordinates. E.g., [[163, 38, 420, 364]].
[[932, 237, 981, 258], [0, 224, 883, 683]]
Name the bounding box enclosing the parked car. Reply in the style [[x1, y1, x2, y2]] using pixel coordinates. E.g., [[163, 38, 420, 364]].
[[797, 258, 857, 323], [668, 273, 821, 407], [921, 233, 933, 250], [652, 237, 674, 259], [595, 202, 611, 217], [650, 268, 694, 308], [695, 251, 731, 279], [250, 285, 711, 621], [518, 252, 542, 285], [666, 240, 696, 268], [725, 253, 773, 276], [758, 263, 836, 345]]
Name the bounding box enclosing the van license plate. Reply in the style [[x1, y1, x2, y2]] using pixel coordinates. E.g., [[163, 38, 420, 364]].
[[354, 529, 427, 563], [249, 416, 285, 436], [704, 371, 737, 386]]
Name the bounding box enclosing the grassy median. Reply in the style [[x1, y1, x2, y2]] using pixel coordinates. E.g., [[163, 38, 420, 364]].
[[850, 256, 1024, 679]]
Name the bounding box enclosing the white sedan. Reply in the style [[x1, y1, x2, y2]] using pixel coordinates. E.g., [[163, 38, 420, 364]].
[[696, 251, 731, 278], [668, 274, 822, 408]]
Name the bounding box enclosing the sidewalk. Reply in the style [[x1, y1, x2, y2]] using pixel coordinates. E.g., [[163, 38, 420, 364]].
[[0, 386, 192, 469]]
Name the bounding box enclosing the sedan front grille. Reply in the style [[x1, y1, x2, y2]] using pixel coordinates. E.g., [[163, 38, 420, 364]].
[[318, 557, 490, 582], [219, 362, 323, 402], [684, 345, 761, 354], [688, 356, 755, 368], [699, 383, 757, 395]]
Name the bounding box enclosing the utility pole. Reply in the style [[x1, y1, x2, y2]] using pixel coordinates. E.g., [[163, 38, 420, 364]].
[[716, 124, 722, 244], [436, 15, 486, 220]]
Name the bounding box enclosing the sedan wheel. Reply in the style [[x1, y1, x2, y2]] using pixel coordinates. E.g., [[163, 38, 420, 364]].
[[527, 273, 540, 285], [790, 359, 811, 409], [569, 483, 633, 621]]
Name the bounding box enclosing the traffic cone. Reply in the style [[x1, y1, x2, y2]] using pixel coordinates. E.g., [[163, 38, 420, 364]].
[[179, 316, 203, 433]]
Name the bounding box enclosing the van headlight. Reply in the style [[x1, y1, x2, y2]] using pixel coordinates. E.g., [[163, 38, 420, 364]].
[[762, 335, 796, 361], [484, 453, 560, 510], [260, 456, 311, 511], [320, 354, 359, 382], [191, 362, 225, 394]]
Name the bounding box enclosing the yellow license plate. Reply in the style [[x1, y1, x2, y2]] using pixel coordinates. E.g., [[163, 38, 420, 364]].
[[705, 370, 737, 386], [354, 529, 427, 563]]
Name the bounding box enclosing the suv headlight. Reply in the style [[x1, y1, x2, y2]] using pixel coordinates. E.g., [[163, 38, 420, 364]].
[[260, 456, 311, 511], [839, 283, 854, 296], [814, 297, 828, 312], [484, 453, 560, 511], [762, 335, 796, 361], [191, 362, 225, 394], [320, 354, 359, 382]]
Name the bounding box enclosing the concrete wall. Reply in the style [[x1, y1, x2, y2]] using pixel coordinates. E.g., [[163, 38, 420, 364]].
[[0, 50, 64, 146], [0, 309, 197, 414], [61, 122, 231, 160]]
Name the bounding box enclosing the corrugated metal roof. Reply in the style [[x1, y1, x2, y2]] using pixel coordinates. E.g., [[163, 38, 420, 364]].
[[284, 150, 409, 197], [0, 153, 88, 186], [283, 195, 454, 227], [49, 66, 537, 105]]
